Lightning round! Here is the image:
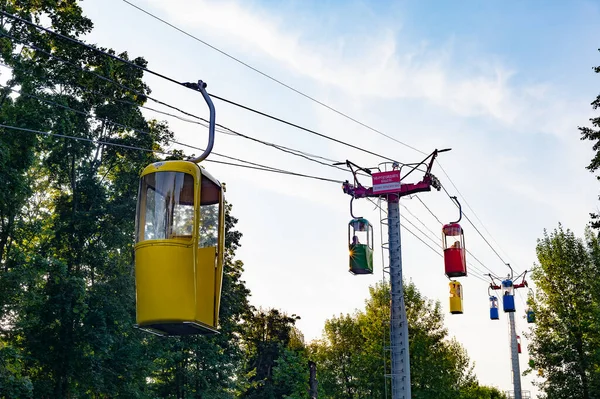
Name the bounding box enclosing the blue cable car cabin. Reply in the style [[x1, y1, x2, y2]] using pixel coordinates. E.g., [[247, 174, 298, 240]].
[[526, 308, 535, 323], [348, 218, 373, 274], [489, 295, 499, 320], [502, 279, 515, 312]]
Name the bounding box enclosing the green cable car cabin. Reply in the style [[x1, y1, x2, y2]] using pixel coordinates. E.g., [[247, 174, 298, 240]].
[[348, 218, 373, 275]]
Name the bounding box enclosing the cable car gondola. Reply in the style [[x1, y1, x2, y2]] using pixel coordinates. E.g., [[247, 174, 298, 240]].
[[501, 279, 515, 313], [442, 196, 467, 278], [489, 295, 499, 320], [134, 81, 226, 336], [525, 288, 536, 323], [449, 280, 463, 314], [348, 217, 374, 275]]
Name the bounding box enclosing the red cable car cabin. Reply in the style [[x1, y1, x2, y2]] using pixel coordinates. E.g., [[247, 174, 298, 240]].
[[442, 223, 467, 278]]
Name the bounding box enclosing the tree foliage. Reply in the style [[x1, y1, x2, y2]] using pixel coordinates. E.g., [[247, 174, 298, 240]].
[[579, 49, 600, 228], [525, 224, 600, 399], [0, 2, 513, 398], [309, 281, 505, 399], [0, 1, 251, 398], [237, 307, 308, 399]]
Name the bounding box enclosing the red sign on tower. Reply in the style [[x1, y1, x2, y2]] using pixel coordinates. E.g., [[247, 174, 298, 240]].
[[372, 170, 401, 194]]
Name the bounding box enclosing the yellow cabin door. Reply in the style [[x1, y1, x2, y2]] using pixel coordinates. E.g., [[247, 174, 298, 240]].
[[195, 246, 216, 327]]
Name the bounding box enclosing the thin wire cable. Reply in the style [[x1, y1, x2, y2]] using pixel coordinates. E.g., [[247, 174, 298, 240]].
[[415, 195, 444, 225], [0, 83, 356, 178], [0, 30, 217, 124], [400, 203, 439, 238], [0, 124, 344, 184], [2, 60, 345, 169], [3, 11, 517, 273], [366, 198, 490, 284], [120, 0, 426, 156], [0, 18, 415, 167], [0, 10, 186, 89], [441, 184, 511, 271], [0, 84, 297, 173], [437, 161, 516, 263], [208, 93, 415, 166], [28, 3, 518, 271], [402, 197, 499, 276]]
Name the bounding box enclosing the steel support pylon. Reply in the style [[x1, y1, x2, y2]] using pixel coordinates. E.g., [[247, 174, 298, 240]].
[[387, 195, 411, 399], [508, 312, 522, 399]]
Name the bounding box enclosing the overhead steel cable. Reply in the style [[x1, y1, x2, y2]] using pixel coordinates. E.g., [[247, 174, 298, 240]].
[[0, 80, 354, 178], [0, 13, 414, 167], [415, 196, 444, 225], [413, 194, 503, 277], [0, 124, 345, 184], [0, 83, 295, 173], [20, 2, 517, 272], [440, 184, 513, 272], [366, 198, 490, 284], [111, 2, 523, 276], [437, 161, 517, 265], [120, 0, 426, 156], [0, 9, 186, 89], [0, 30, 210, 123], [1, 10, 518, 273], [399, 205, 495, 278]]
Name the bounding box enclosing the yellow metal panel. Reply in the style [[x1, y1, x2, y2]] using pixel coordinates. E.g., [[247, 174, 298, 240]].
[[449, 295, 463, 314], [213, 192, 225, 326], [196, 246, 216, 326], [140, 160, 202, 180], [135, 241, 195, 324], [449, 281, 463, 314]]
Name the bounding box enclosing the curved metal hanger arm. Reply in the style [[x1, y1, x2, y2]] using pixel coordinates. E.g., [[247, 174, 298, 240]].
[[184, 80, 215, 164]]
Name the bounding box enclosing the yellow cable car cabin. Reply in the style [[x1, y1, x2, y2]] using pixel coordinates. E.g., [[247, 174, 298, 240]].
[[134, 160, 225, 336], [449, 280, 463, 314]]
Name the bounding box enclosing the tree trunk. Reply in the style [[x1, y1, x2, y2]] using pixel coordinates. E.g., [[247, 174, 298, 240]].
[[308, 361, 318, 399]]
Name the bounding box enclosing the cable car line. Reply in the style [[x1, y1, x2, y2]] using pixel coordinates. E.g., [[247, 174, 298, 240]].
[[1, 61, 343, 171], [400, 202, 439, 238], [119, 0, 427, 157], [0, 15, 421, 168], [437, 161, 515, 265], [0, 84, 310, 175], [440, 184, 519, 275], [114, 1, 523, 277], [403, 194, 502, 277], [0, 65, 358, 180], [367, 198, 490, 284], [1, 17, 520, 279], [0, 124, 345, 184]]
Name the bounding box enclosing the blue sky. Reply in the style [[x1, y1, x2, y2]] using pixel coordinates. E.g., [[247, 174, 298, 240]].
[[69, 0, 600, 395]]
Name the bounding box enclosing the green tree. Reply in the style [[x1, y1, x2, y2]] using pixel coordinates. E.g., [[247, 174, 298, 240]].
[[309, 280, 483, 399], [0, 0, 172, 397], [579, 50, 600, 228], [237, 308, 306, 399], [525, 224, 600, 399]]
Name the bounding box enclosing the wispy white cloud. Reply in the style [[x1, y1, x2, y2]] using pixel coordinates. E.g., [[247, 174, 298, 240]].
[[143, 0, 587, 137]]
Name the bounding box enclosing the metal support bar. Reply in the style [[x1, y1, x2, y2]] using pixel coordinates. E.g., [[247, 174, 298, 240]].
[[387, 195, 411, 398], [508, 312, 522, 399]]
